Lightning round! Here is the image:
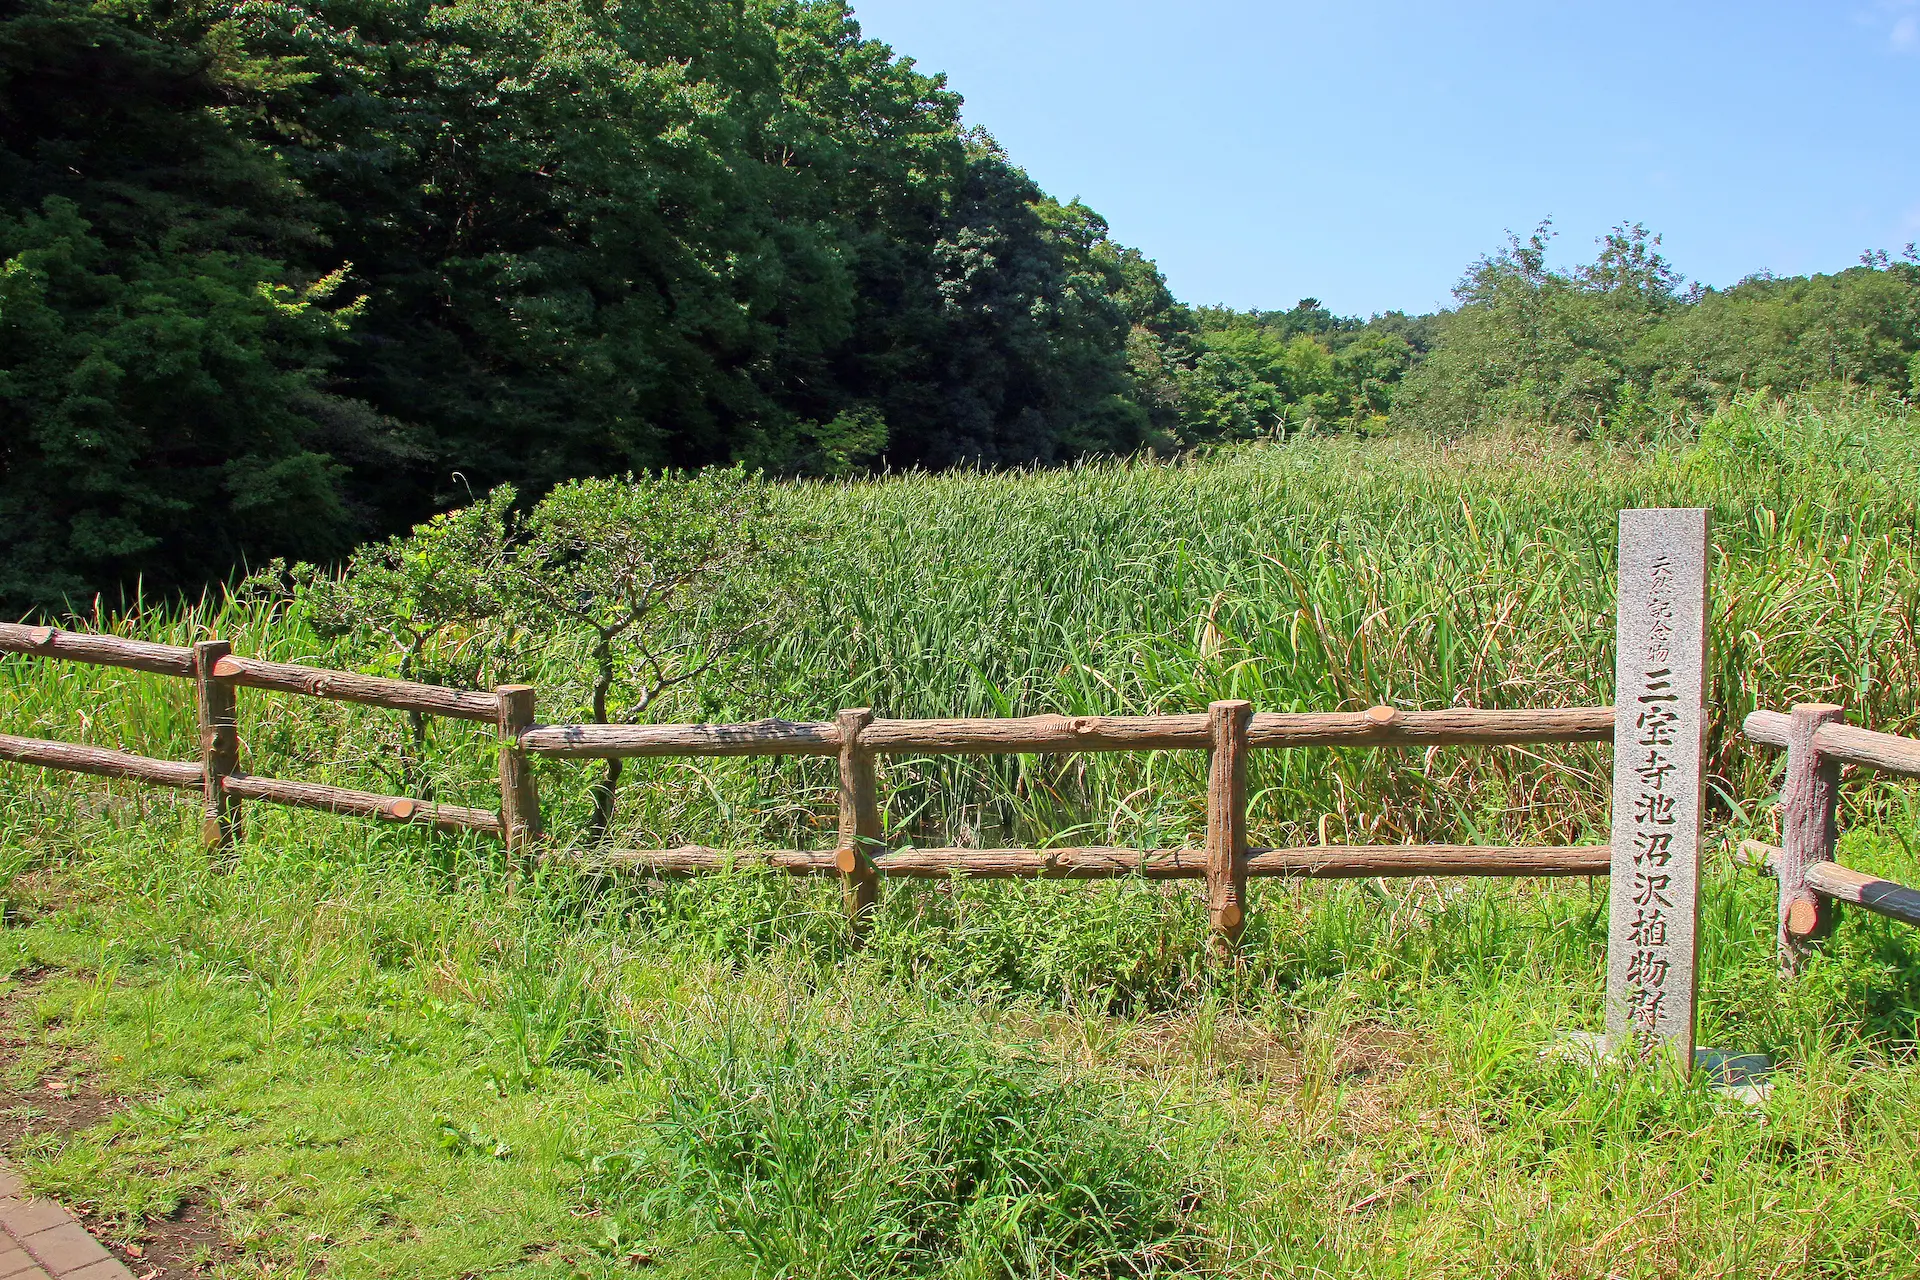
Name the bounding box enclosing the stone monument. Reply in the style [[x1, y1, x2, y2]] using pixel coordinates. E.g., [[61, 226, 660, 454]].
[[1607, 508, 1710, 1066]]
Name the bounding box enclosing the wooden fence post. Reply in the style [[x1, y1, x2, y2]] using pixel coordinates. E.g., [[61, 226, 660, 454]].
[[1207, 699, 1253, 952], [193, 639, 242, 851], [835, 707, 881, 944], [1779, 702, 1845, 970], [496, 685, 542, 865]]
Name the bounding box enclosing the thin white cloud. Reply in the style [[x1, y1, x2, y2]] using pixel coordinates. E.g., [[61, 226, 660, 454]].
[[1860, 0, 1920, 51]]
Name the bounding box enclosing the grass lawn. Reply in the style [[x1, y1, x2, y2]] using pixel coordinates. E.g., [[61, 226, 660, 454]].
[[1, 813, 1918, 1278]]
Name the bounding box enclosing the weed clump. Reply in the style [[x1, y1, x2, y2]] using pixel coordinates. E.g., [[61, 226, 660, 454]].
[[593, 1014, 1202, 1277]]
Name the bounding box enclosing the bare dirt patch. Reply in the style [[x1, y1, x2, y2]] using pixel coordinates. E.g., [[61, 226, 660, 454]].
[[0, 972, 232, 1279], [1114, 1011, 1425, 1087]]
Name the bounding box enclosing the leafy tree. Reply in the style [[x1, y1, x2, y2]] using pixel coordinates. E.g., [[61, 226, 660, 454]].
[[1394, 224, 1920, 436], [509, 468, 811, 841], [254, 468, 807, 826], [224, 0, 1159, 484], [19, 0, 1920, 618], [2, 0, 1183, 606], [847, 143, 1148, 468], [1126, 295, 1420, 441], [250, 487, 520, 795], [1650, 250, 1920, 405], [0, 0, 391, 613]]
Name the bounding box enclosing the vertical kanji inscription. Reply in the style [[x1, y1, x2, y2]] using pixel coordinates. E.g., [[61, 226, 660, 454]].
[[1607, 508, 1710, 1065]]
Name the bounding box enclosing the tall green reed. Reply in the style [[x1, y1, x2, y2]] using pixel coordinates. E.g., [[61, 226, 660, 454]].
[[4, 391, 1916, 859]]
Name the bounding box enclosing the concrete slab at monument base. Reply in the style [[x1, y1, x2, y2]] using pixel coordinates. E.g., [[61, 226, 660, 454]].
[[1540, 1031, 1774, 1105]]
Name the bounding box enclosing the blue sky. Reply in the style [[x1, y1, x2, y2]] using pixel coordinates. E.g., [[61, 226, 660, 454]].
[[846, 1, 1920, 317]]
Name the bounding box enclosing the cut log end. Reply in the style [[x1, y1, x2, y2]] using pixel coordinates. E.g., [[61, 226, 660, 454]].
[[211, 656, 242, 678], [1215, 901, 1244, 931], [1785, 897, 1821, 939], [29, 627, 55, 647], [389, 798, 418, 820], [1364, 704, 1399, 727], [834, 846, 859, 874]]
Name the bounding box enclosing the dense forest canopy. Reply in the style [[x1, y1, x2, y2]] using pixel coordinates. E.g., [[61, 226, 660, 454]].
[[3, 0, 1918, 613]]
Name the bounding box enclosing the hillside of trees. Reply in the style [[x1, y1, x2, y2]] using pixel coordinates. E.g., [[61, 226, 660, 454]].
[[1399, 223, 1920, 438], [4, 0, 1918, 613]]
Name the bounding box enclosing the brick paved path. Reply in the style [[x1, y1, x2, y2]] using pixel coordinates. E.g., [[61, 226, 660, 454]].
[[0, 1166, 131, 1280]]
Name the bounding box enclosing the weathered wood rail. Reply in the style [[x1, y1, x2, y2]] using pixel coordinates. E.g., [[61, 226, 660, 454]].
[[0, 731, 203, 791], [604, 844, 1611, 880], [219, 774, 503, 836], [210, 653, 503, 721], [1743, 706, 1920, 965], [517, 705, 1613, 758], [0, 622, 196, 678], [1744, 709, 1920, 779]]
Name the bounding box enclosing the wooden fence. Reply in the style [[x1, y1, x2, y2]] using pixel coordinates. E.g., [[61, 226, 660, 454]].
[[13, 506, 1919, 1069], [529, 702, 1613, 944], [0, 619, 1612, 947], [0, 622, 542, 857], [10, 632, 1920, 961], [1742, 705, 1920, 968]]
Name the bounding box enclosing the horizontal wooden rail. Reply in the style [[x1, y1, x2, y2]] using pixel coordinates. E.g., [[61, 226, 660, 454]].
[[872, 714, 1210, 754], [1743, 709, 1920, 778], [1804, 862, 1920, 930], [0, 624, 500, 723], [606, 847, 842, 875], [0, 732, 202, 790], [210, 655, 501, 722], [525, 718, 837, 759], [0, 623, 195, 679], [1735, 839, 1782, 871], [220, 774, 501, 835], [603, 843, 1607, 880], [1265, 706, 1611, 747], [523, 705, 1615, 760], [1248, 844, 1608, 878], [0, 733, 500, 835], [1813, 722, 1920, 778], [1730, 838, 1920, 933], [1737, 708, 1792, 748]]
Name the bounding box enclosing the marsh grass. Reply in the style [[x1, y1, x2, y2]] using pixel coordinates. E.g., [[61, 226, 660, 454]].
[[1, 394, 1918, 1276], [7, 393, 1918, 854]]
